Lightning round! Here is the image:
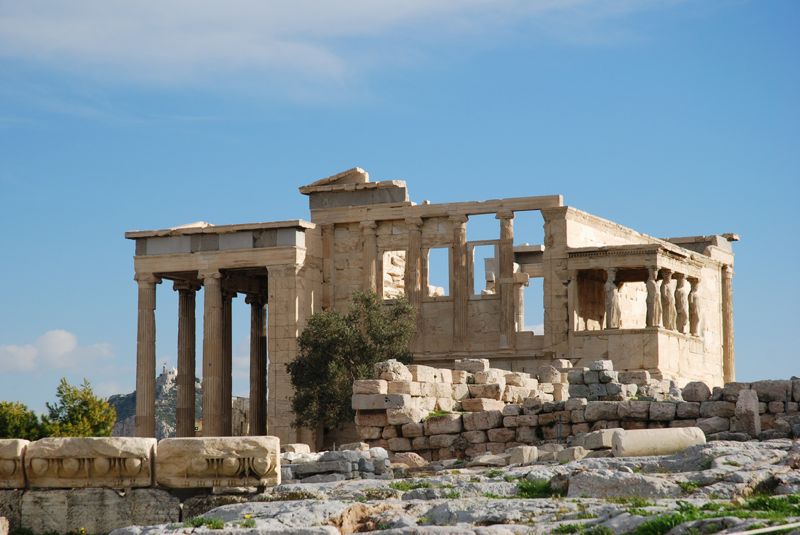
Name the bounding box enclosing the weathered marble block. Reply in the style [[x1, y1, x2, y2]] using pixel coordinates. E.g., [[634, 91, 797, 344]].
[[156, 436, 280, 488], [0, 440, 28, 489], [25, 437, 155, 488]]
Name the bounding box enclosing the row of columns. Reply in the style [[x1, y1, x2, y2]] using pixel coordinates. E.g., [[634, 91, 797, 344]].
[[135, 271, 268, 438]]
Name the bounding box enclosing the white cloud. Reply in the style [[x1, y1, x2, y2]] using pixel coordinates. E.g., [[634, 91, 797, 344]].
[[0, 329, 113, 372], [0, 0, 685, 86], [525, 324, 545, 335]]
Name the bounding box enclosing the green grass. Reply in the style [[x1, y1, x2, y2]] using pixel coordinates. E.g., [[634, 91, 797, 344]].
[[238, 518, 256, 528], [423, 410, 453, 420], [486, 468, 505, 478], [443, 490, 461, 499], [723, 460, 741, 467], [389, 480, 433, 491], [608, 497, 654, 508], [678, 481, 700, 494], [553, 525, 614, 535], [627, 495, 800, 535], [517, 479, 564, 498], [504, 474, 519, 482], [483, 491, 504, 499]]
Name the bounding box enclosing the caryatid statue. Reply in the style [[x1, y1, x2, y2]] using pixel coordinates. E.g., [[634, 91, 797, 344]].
[[604, 268, 621, 329], [674, 273, 689, 334], [688, 277, 702, 336], [645, 267, 662, 327], [660, 269, 677, 330]]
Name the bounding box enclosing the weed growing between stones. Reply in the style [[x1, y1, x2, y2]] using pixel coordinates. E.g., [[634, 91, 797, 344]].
[[423, 410, 454, 420], [517, 479, 564, 498], [553, 524, 614, 534], [628, 495, 800, 535], [678, 481, 700, 494], [485, 468, 504, 478], [389, 480, 432, 491]]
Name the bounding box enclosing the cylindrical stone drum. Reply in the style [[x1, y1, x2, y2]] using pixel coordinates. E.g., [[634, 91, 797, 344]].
[[612, 427, 706, 457]]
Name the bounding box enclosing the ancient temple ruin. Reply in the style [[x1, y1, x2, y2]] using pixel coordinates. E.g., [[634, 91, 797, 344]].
[[125, 168, 737, 443]]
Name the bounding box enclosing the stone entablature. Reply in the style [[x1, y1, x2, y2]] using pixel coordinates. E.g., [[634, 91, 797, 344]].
[[0, 436, 280, 491], [125, 166, 737, 445]]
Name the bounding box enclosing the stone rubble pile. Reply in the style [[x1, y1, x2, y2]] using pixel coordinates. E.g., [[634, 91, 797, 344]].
[[280, 443, 392, 483], [354, 360, 800, 460]]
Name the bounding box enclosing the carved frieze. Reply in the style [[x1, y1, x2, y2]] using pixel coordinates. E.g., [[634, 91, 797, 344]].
[[25, 437, 155, 488], [156, 436, 280, 488], [0, 439, 29, 488]]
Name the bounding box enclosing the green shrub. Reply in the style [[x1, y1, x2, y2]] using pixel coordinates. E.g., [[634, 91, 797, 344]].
[[517, 479, 562, 498], [0, 401, 44, 440], [287, 291, 415, 431], [41, 378, 116, 437]]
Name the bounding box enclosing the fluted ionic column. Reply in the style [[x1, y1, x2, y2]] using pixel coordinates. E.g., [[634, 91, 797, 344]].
[[135, 273, 160, 437], [201, 270, 224, 436], [405, 217, 424, 351], [722, 265, 735, 382], [361, 221, 378, 293], [221, 288, 236, 436], [247, 294, 267, 435], [175, 280, 199, 437], [496, 211, 515, 347], [451, 215, 468, 350]]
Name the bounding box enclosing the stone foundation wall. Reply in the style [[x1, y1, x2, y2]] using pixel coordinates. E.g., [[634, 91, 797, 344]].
[[354, 359, 800, 461]]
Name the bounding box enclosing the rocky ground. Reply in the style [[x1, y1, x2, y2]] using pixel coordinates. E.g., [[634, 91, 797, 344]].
[[109, 439, 800, 535]]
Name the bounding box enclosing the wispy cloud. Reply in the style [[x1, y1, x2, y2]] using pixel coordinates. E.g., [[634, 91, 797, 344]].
[[0, 329, 113, 372], [0, 0, 685, 88]]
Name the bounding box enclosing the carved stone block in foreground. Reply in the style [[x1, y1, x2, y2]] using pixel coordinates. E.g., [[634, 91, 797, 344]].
[[25, 437, 155, 488], [0, 440, 28, 489], [156, 436, 280, 488]]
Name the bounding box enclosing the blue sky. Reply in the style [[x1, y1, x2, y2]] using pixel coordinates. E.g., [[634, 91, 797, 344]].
[[0, 0, 797, 412]]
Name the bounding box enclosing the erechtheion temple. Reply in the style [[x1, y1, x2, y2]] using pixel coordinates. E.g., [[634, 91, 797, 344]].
[[125, 168, 737, 444]]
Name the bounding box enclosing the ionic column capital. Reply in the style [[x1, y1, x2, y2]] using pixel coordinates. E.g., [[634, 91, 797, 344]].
[[173, 280, 201, 292], [495, 210, 514, 221], [448, 214, 468, 224], [199, 270, 222, 282], [135, 273, 161, 286], [245, 293, 267, 306]]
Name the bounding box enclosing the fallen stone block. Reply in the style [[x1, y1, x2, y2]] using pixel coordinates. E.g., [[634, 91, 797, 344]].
[[682, 381, 712, 402], [557, 446, 589, 463], [508, 445, 538, 465], [461, 398, 505, 412], [468, 383, 503, 400], [700, 401, 736, 418], [735, 389, 761, 438], [21, 489, 179, 534], [752, 380, 792, 402], [386, 407, 427, 425], [451, 370, 471, 384], [0, 440, 27, 489], [339, 442, 369, 452], [650, 402, 677, 421], [424, 413, 462, 435], [697, 416, 730, 435], [390, 452, 427, 468], [583, 428, 623, 450], [387, 437, 412, 451], [585, 401, 619, 421], [473, 369, 507, 386], [463, 410, 503, 431], [409, 364, 439, 383], [26, 437, 155, 489], [281, 443, 311, 454], [612, 427, 705, 457], [156, 436, 280, 488], [453, 358, 490, 373], [618, 370, 650, 385], [352, 379, 388, 394], [589, 360, 614, 371], [468, 453, 508, 467], [374, 359, 412, 381], [387, 380, 421, 396], [351, 393, 411, 410], [294, 460, 352, 477], [355, 410, 389, 427]]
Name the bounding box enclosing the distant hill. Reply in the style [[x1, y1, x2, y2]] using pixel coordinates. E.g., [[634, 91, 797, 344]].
[[108, 366, 202, 439]]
